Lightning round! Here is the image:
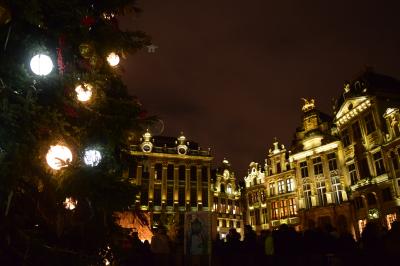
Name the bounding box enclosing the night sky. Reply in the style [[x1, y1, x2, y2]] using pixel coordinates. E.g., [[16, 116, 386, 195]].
[[121, 0, 400, 177]]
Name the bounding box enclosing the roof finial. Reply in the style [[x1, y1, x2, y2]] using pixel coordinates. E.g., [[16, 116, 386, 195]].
[[301, 98, 315, 112]]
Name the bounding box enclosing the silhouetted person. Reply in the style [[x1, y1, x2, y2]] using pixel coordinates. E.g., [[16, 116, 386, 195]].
[[360, 222, 383, 266], [302, 220, 322, 266], [142, 240, 153, 266], [226, 228, 241, 266], [264, 230, 274, 265], [212, 233, 224, 266], [383, 221, 400, 265], [242, 225, 257, 264], [127, 231, 145, 264], [151, 226, 171, 266]]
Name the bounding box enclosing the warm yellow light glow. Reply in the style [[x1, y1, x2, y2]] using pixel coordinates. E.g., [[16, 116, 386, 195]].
[[75, 83, 93, 102], [30, 54, 53, 76], [64, 197, 77, 210], [291, 142, 338, 161], [106, 52, 120, 67], [46, 145, 72, 170]]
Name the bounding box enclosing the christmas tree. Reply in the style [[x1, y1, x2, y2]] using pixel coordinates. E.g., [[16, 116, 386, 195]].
[[0, 0, 152, 264]]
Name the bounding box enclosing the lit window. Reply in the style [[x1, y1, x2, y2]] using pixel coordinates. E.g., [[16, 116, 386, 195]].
[[289, 198, 297, 216], [271, 202, 278, 220], [227, 184, 232, 194], [313, 157, 323, 175], [331, 176, 342, 204], [260, 190, 266, 203], [365, 113, 376, 135], [280, 200, 288, 218], [348, 163, 358, 185], [269, 182, 276, 196], [300, 161, 308, 178], [286, 178, 294, 192], [262, 208, 268, 224], [316, 181, 327, 206], [278, 180, 285, 194], [303, 184, 312, 209], [327, 153, 337, 171], [373, 151, 385, 176]]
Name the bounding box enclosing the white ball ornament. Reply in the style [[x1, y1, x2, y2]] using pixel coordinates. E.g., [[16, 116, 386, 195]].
[[75, 83, 93, 102], [84, 149, 102, 167], [30, 54, 53, 76], [106, 52, 120, 67], [46, 145, 73, 170]]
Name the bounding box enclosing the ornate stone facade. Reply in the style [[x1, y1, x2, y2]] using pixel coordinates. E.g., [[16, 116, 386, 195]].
[[126, 131, 212, 229], [245, 140, 299, 233], [244, 70, 400, 238], [333, 70, 400, 237], [212, 159, 243, 238]]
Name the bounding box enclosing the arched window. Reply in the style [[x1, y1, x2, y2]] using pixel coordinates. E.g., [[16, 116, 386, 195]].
[[226, 184, 232, 194]]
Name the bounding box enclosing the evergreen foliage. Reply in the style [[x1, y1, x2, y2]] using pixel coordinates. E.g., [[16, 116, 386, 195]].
[[0, 0, 152, 264]]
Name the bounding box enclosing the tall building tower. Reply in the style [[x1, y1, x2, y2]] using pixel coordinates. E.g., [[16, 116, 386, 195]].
[[290, 99, 353, 234], [126, 131, 213, 229], [212, 159, 243, 238]]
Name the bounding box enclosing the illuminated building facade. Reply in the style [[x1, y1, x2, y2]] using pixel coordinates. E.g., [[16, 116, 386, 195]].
[[244, 140, 299, 233], [333, 70, 400, 237], [244, 70, 400, 238], [126, 131, 212, 228], [212, 159, 243, 238], [290, 99, 353, 234]]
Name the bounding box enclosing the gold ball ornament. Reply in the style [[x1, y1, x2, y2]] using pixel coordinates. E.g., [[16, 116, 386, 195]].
[[79, 43, 94, 59], [0, 4, 11, 25]]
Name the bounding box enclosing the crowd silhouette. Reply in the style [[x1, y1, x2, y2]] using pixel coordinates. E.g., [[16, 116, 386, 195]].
[[117, 220, 400, 266]]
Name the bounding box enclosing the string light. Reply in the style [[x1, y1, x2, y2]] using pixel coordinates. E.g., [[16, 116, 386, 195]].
[[30, 54, 53, 76], [84, 149, 102, 167], [64, 197, 78, 210], [75, 83, 93, 102], [106, 52, 120, 67], [46, 145, 72, 170]]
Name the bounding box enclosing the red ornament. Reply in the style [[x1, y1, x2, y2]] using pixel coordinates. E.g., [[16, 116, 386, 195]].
[[81, 15, 95, 27]]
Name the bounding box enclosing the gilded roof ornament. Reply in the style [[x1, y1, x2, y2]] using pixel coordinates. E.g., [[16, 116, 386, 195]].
[[301, 98, 315, 112]]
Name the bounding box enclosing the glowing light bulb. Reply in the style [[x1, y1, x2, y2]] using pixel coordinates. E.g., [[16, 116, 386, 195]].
[[30, 54, 53, 76], [64, 197, 78, 210], [84, 149, 102, 167], [106, 52, 120, 67], [46, 145, 73, 170], [75, 83, 93, 102]]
